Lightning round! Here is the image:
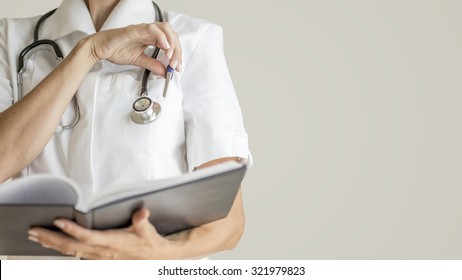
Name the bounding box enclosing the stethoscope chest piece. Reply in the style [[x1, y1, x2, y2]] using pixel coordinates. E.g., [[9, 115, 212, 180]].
[[131, 96, 161, 124], [19, 2, 167, 129]]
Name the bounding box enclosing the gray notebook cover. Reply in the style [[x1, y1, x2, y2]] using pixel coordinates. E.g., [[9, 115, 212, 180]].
[[0, 164, 246, 256]]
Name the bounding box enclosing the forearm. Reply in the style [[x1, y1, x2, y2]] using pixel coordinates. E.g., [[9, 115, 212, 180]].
[[167, 190, 245, 259], [0, 38, 97, 182], [0, 22, 180, 183]]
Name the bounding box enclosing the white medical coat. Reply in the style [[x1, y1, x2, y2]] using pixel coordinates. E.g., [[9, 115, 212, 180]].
[[0, 0, 249, 200]]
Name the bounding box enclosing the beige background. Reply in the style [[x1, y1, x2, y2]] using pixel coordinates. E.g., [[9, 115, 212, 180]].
[[1, 0, 461, 259]]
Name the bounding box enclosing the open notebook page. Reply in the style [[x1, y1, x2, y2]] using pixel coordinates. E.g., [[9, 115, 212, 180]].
[[0, 175, 78, 205]]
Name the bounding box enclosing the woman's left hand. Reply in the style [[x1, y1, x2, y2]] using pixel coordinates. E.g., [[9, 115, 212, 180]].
[[27, 158, 244, 259], [28, 209, 179, 259]]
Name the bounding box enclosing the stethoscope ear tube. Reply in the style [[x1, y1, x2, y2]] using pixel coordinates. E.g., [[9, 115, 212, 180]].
[[17, 40, 64, 73], [17, 2, 165, 130], [61, 95, 81, 130], [16, 38, 77, 131], [131, 1, 164, 125]]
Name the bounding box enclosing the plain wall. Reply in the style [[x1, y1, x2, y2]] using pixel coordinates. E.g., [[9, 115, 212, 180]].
[[1, 0, 461, 259]]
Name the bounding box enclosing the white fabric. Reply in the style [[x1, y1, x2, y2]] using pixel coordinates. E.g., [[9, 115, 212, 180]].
[[0, 0, 249, 200]]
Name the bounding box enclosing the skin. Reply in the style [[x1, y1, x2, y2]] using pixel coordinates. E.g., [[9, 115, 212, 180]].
[[0, 0, 245, 259], [29, 157, 245, 260], [0, 1, 182, 182]]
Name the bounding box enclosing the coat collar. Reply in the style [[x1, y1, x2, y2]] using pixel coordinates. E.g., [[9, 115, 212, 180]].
[[39, 0, 157, 40]]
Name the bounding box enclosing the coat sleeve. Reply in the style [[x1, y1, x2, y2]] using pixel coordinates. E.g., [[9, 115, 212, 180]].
[[181, 24, 249, 170], [0, 18, 14, 113]]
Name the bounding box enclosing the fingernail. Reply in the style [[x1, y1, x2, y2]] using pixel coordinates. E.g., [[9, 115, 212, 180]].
[[54, 220, 65, 229], [28, 235, 39, 243], [28, 230, 39, 237], [171, 60, 178, 70], [167, 49, 173, 59], [178, 63, 183, 73], [163, 39, 171, 49]]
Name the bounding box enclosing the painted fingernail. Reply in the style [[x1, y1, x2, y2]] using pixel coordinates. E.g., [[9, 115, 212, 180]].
[[54, 220, 65, 229], [28, 230, 39, 237], [28, 235, 39, 243], [171, 60, 178, 70]]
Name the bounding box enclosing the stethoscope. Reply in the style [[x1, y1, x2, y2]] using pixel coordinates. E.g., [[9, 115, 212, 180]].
[[16, 1, 166, 130]]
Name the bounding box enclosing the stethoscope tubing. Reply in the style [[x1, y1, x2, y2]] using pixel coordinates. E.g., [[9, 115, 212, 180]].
[[16, 1, 165, 130]]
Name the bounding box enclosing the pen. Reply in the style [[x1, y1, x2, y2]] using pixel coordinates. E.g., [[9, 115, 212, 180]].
[[163, 65, 174, 97]]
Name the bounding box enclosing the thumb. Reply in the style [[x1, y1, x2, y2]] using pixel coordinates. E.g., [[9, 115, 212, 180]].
[[130, 208, 158, 237]]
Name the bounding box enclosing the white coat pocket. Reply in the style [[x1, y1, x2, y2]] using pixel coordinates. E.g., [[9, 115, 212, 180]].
[[91, 70, 187, 192]]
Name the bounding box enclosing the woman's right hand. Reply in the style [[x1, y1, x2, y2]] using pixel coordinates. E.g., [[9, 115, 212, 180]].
[[85, 22, 182, 76], [0, 22, 182, 183]]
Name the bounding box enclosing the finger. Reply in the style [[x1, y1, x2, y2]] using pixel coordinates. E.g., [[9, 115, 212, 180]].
[[155, 22, 176, 59], [130, 208, 160, 238], [155, 22, 177, 60], [155, 23, 183, 71], [146, 23, 170, 50], [134, 54, 166, 76], [28, 227, 96, 258], [131, 208, 150, 232], [132, 208, 150, 225], [79, 247, 120, 260], [155, 23, 181, 67], [170, 32, 183, 72], [52, 219, 109, 247], [141, 23, 182, 72]]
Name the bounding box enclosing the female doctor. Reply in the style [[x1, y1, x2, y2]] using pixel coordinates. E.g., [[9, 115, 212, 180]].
[[0, 0, 249, 259]]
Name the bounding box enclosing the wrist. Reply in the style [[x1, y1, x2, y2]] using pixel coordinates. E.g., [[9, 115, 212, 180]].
[[159, 234, 189, 260], [165, 239, 185, 260], [74, 35, 100, 66]]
